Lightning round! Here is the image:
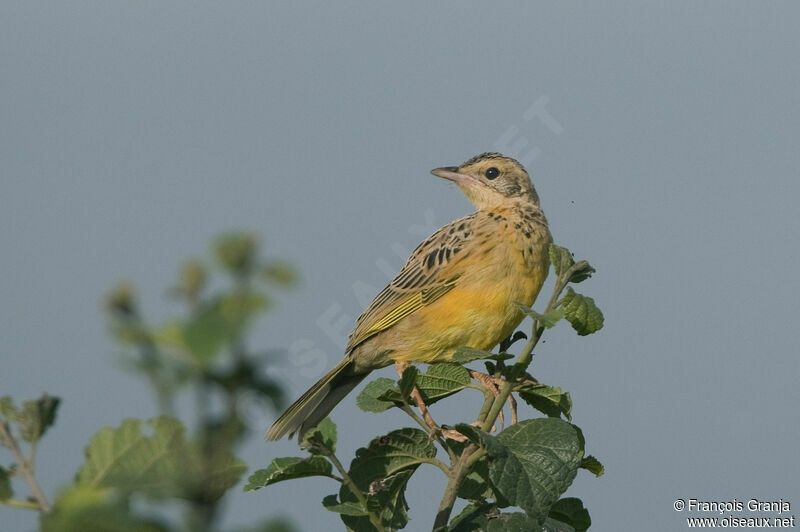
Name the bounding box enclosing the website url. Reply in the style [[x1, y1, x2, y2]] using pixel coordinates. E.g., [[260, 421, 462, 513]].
[[687, 516, 796, 528]]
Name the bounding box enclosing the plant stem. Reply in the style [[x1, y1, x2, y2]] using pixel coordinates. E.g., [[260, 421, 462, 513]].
[[479, 264, 577, 434], [398, 404, 456, 463], [474, 384, 497, 425], [324, 449, 386, 532], [0, 423, 51, 512], [1, 499, 41, 510], [432, 264, 582, 529], [431, 445, 487, 531]]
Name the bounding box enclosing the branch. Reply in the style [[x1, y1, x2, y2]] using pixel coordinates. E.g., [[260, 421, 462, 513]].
[[432, 261, 583, 529], [480, 262, 578, 433], [0, 499, 41, 511], [0, 422, 51, 513], [398, 404, 456, 463], [322, 448, 386, 532], [432, 446, 487, 531]]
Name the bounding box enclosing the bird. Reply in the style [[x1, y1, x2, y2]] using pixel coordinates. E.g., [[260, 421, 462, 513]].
[[266, 152, 552, 441]]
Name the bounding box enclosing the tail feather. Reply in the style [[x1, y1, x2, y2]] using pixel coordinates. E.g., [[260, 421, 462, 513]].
[[266, 358, 365, 441]]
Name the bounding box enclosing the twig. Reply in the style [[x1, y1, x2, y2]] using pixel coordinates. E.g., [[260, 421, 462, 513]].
[[0, 499, 40, 510], [432, 445, 487, 531], [323, 448, 386, 532], [398, 404, 456, 463], [0, 423, 51, 513], [432, 263, 581, 530]]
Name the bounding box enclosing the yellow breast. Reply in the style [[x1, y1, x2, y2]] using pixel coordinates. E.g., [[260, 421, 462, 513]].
[[384, 207, 551, 364]]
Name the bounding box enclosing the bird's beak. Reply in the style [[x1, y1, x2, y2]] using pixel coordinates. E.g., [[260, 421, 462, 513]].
[[430, 166, 480, 186]]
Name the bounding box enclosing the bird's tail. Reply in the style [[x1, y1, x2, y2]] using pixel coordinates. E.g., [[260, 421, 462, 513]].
[[266, 357, 366, 441]]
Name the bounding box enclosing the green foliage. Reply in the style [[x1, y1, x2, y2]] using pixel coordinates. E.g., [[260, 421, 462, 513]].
[[41, 485, 168, 532], [356, 378, 397, 413], [301, 417, 338, 456], [249, 244, 605, 530], [346, 429, 436, 493], [449, 504, 546, 532], [450, 347, 495, 363], [549, 498, 592, 532], [451, 347, 515, 364], [322, 494, 369, 516], [515, 382, 573, 421], [560, 287, 604, 336], [415, 363, 471, 404], [357, 363, 473, 416], [76, 417, 246, 502], [579, 455, 605, 477], [0, 466, 12, 501], [338, 469, 416, 531], [0, 394, 61, 444], [244, 457, 334, 491], [548, 245, 575, 276], [2, 232, 298, 531], [514, 302, 564, 329], [215, 233, 258, 276], [5, 235, 602, 531], [338, 428, 436, 531], [488, 419, 585, 519], [160, 292, 269, 363]]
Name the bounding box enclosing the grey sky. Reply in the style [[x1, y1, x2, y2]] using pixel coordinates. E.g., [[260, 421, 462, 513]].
[[2, 2, 799, 531]]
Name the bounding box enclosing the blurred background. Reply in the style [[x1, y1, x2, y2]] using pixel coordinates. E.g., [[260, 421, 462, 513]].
[[2, 2, 799, 531]]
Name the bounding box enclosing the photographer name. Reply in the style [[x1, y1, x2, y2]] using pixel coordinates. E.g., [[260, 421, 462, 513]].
[[688, 499, 791, 515]]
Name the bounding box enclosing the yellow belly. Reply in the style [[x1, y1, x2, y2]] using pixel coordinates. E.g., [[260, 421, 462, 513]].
[[381, 248, 549, 364]]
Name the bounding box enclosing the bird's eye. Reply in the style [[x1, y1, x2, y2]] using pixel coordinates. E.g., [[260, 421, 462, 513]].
[[485, 167, 500, 180]]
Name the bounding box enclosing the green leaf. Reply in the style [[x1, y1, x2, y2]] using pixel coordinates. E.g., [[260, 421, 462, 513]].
[[560, 287, 604, 336], [18, 394, 60, 443], [201, 450, 248, 502], [214, 232, 257, 275], [41, 485, 167, 532], [175, 259, 206, 300], [180, 292, 269, 362], [488, 419, 585, 520], [567, 261, 595, 284], [346, 428, 436, 491], [579, 455, 605, 477], [76, 417, 245, 502], [397, 365, 418, 402], [448, 502, 491, 531], [452, 423, 508, 460], [541, 517, 577, 531], [484, 513, 545, 531], [0, 396, 17, 419], [356, 378, 397, 413], [261, 261, 297, 287], [77, 418, 186, 496], [340, 469, 416, 532], [549, 244, 574, 276], [514, 302, 564, 329], [457, 456, 508, 507], [515, 382, 573, 421], [416, 363, 471, 404], [244, 457, 333, 491], [451, 347, 496, 364], [234, 518, 297, 532], [449, 504, 547, 532], [321, 494, 368, 516], [339, 429, 436, 531], [0, 466, 12, 501], [301, 417, 337, 456], [548, 498, 591, 532]]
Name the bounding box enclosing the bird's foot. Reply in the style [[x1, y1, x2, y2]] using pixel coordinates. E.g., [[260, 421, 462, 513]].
[[469, 370, 518, 429]]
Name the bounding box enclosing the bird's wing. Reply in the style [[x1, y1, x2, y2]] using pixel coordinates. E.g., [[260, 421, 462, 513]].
[[346, 213, 480, 352]]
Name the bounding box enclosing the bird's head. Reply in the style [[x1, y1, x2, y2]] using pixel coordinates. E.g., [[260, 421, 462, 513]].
[[431, 152, 539, 210]]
